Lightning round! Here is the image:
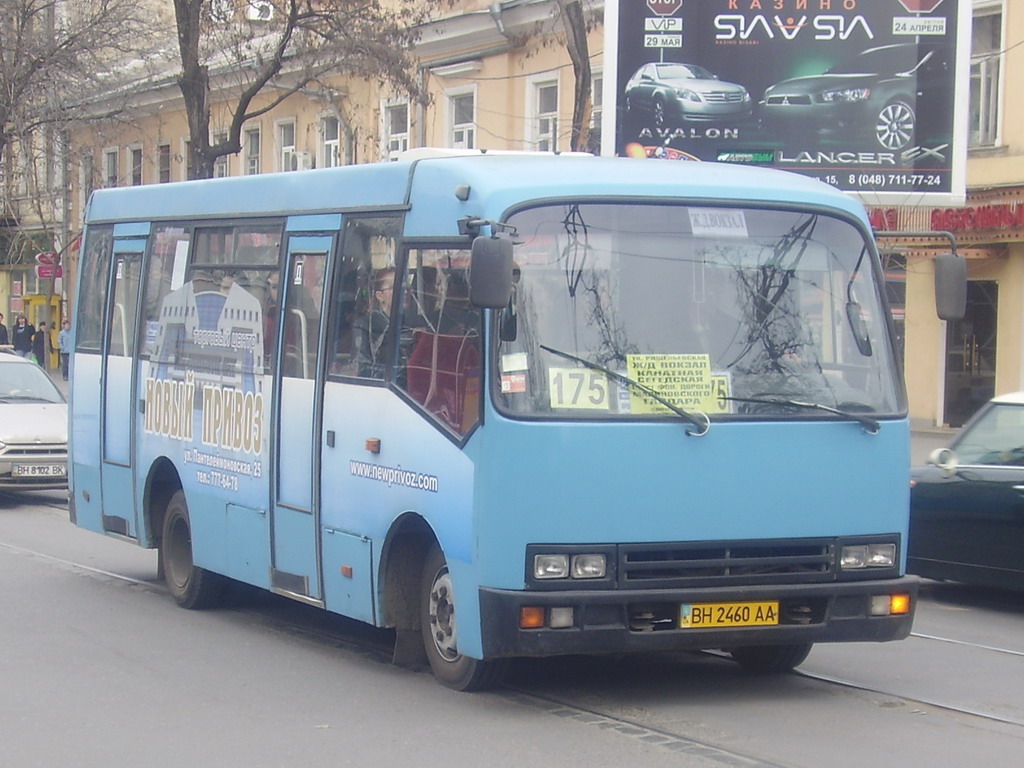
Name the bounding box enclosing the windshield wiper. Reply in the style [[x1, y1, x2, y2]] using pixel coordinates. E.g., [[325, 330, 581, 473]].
[[723, 396, 880, 433], [539, 344, 710, 436]]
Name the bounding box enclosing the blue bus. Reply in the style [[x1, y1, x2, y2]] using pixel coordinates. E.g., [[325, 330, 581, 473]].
[[70, 152, 942, 690]]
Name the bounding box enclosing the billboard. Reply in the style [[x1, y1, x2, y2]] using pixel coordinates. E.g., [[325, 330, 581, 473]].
[[602, 0, 970, 205]]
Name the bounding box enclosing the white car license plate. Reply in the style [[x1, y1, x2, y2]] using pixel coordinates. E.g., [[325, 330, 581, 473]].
[[12, 464, 66, 477]]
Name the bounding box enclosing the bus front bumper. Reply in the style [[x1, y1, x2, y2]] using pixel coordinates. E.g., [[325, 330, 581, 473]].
[[479, 576, 917, 658]]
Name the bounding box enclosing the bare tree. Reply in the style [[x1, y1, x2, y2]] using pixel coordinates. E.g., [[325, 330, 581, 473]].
[[555, 0, 593, 153], [172, 0, 431, 179], [1, 0, 151, 274], [0, 0, 148, 172]]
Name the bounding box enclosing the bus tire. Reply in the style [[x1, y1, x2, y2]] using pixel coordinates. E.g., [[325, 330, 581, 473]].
[[730, 642, 813, 674], [160, 490, 224, 610], [419, 544, 507, 691]]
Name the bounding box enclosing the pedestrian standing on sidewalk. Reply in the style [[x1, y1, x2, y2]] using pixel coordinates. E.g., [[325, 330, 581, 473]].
[[57, 320, 72, 380], [12, 315, 34, 358], [32, 321, 54, 368], [0, 312, 8, 346]]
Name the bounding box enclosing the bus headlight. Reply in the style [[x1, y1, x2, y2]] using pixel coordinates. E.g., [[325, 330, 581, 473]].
[[571, 554, 607, 579], [841, 543, 896, 570], [534, 554, 569, 579]]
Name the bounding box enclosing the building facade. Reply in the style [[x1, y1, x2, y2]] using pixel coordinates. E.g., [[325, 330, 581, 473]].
[[4, 0, 1021, 426]]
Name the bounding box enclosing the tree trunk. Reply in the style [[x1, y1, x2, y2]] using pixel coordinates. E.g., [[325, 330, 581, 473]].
[[557, 0, 592, 153]]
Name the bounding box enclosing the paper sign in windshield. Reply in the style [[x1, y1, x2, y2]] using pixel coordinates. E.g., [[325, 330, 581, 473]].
[[626, 354, 729, 415]]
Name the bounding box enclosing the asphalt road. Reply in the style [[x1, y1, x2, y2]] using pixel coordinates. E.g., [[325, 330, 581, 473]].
[[3, 490, 1024, 768]]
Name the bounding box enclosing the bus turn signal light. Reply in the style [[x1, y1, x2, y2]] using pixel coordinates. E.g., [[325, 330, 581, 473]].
[[520, 606, 545, 629], [890, 593, 911, 615]]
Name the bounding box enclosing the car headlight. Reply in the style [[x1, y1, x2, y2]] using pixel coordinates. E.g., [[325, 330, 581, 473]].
[[675, 88, 701, 102], [821, 87, 871, 103]]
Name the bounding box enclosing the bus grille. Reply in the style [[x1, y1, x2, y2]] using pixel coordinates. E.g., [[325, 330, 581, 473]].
[[618, 540, 835, 588]]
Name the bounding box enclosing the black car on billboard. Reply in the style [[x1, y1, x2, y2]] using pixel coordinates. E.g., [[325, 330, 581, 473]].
[[624, 62, 753, 129], [759, 43, 950, 151]]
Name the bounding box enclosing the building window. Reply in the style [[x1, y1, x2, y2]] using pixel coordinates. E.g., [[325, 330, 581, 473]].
[[183, 139, 193, 180], [531, 79, 559, 152], [130, 146, 143, 186], [449, 91, 475, 149], [970, 6, 1002, 147], [278, 121, 296, 171], [213, 132, 229, 177], [321, 115, 341, 167], [103, 148, 119, 187], [383, 101, 409, 160], [81, 153, 95, 206], [158, 144, 171, 183], [245, 127, 261, 175]]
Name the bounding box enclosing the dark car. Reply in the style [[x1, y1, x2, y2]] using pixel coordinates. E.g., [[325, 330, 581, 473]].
[[760, 43, 950, 151], [624, 62, 752, 129], [909, 392, 1024, 591]]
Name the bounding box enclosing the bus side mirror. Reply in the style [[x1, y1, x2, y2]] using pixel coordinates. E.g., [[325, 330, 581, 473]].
[[469, 233, 514, 308], [934, 251, 966, 321]]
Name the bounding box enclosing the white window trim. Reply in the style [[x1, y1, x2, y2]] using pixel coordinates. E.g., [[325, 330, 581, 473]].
[[380, 98, 411, 161], [446, 85, 477, 150], [129, 143, 144, 186], [276, 118, 297, 172], [212, 132, 230, 178], [319, 112, 342, 168], [103, 147, 120, 187], [157, 143, 172, 183], [525, 71, 560, 152], [244, 125, 261, 176], [970, 0, 1005, 149]]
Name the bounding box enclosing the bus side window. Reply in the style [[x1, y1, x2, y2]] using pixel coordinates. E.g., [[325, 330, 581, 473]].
[[327, 216, 401, 379], [397, 253, 481, 436], [75, 225, 115, 353]]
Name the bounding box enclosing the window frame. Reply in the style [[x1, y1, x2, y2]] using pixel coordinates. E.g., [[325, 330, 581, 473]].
[[381, 99, 410, 160], [447, 88, 477, 150], [277, 120, 297, 172], [244, 126, 262, 175], [103, 147, 119, 188], [526, 73, 560, 152], [969, 1, 1004, 148]]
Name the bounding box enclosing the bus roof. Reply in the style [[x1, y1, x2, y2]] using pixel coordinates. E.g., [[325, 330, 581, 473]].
[[85, 153, 869, 236]]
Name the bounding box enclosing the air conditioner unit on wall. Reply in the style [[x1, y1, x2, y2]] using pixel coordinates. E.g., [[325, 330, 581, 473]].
[[247, 1, 274, 21]]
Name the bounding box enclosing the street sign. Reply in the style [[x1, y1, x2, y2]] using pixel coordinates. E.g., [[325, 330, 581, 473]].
[[35, 251, 58, 266], [646, 0, 682, 17], [35, 265, 63, 279]]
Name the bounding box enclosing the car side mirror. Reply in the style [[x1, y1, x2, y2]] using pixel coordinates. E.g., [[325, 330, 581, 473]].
[[469, 233, 514, 309], [934, 251, 966, 321], [927, 447, 959, 478]]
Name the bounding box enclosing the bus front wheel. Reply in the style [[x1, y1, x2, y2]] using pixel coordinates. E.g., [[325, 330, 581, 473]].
[[729, 642, 813, 674], [419, 544, 507, 691], [160, 490, 224, 609]]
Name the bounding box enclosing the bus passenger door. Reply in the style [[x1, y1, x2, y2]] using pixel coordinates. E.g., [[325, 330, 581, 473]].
[[100, 237, 146, 537], [271, 236, 331, 602]]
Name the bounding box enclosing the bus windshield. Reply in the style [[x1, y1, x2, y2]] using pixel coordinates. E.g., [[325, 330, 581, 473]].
[[495, 202, 900, 421]]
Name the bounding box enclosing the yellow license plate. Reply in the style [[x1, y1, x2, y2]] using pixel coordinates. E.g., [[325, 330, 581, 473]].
[[680, 601, 780, 628]]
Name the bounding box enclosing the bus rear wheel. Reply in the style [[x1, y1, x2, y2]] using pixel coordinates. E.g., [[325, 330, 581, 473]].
[[160, 490, 224, 609], [419, 544, 507, 691], [730, 642, 813, 674]]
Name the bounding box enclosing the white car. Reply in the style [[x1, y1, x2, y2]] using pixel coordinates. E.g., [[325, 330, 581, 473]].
[[0, 351, 68, 491]]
